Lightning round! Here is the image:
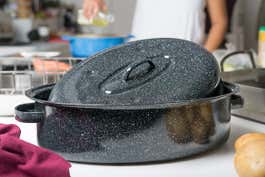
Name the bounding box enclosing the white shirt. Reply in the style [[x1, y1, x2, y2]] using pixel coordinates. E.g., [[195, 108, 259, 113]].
[[132, 0, 206, 44]]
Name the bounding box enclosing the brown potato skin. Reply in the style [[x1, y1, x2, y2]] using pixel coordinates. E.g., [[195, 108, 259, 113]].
[[234, 133, 265, 177], [235, 133, 265, 151]]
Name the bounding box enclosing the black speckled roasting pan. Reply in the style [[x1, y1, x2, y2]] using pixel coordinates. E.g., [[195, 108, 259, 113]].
[[14, 38, 243, 164]]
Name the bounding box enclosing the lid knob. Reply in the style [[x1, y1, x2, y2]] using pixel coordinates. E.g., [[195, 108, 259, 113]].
[[124, 60, 155, 82]]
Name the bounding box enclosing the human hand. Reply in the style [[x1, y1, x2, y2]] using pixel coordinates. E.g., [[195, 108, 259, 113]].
[[83, 0, 107, 19]]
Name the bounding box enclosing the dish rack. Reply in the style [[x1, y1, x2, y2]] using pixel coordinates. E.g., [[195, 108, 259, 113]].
[[0, 57, 82, 94], [0, 57, 83, 116]]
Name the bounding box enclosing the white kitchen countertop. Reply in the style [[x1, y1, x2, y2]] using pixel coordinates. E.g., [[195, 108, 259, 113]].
[[0, 42, 70, 57], [0, 116, 264, 177]]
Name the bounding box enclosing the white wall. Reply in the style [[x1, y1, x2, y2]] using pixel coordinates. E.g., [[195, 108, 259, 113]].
[[107, 0, 136, 35]]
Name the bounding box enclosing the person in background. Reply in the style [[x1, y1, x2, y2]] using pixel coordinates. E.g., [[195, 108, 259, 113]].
[[83, 0, 228, 52]]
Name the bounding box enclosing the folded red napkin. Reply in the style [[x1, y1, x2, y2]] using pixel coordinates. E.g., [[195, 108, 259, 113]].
[[0, 124, 71, 177]]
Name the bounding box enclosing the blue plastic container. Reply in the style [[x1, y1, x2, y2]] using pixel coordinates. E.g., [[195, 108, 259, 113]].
[[62, 35, 133, 58]]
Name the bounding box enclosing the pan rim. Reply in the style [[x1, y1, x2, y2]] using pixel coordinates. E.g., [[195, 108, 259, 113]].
[[25, 81, 239, 110]]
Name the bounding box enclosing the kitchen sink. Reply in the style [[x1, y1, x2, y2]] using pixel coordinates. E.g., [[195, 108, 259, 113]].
[[237, 79, 265, 88], [222, 68, 265, 124]]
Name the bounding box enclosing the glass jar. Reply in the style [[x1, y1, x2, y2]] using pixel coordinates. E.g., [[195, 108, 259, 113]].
[[78, 9, 114, 28]]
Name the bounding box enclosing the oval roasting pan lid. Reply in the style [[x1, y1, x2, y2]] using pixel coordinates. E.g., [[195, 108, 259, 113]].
[[49, 38, 220, 106]]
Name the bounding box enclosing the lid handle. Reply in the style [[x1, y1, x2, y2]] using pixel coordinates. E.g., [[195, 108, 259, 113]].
[[100, 57, 171, 95], [123, 60, 155, 82]]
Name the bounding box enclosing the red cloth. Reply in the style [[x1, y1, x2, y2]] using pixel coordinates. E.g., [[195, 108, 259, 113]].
[[0, 124, 71, 177]]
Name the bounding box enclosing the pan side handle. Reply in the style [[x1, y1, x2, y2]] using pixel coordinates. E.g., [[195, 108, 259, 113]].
[[231, 95, 244, 109], [15, 103, 44, 123]]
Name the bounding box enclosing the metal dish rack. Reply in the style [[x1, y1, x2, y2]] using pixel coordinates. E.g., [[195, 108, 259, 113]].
[[0, 57, 83, 95]]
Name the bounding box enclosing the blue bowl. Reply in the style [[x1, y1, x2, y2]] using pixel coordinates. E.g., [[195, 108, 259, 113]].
[[62, 35, 133, 58]]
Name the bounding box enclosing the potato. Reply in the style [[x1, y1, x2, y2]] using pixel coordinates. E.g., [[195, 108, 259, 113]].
[[235, 133, 265, 151], [234, 133, 265, 177]]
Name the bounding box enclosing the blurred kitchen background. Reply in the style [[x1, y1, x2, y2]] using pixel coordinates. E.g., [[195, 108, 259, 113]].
[[0, 0, 264, 56]]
